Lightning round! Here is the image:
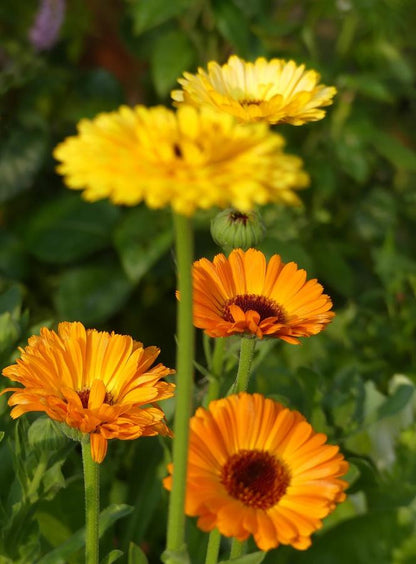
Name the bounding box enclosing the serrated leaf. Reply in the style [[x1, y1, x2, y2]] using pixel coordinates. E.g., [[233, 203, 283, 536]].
[[151, 30, 196, 98], [0, 127, 48, 203], [37, 504, 133, 564], [114, 207, 173, 283], [128, 542, 149, 564], [24, 195, 121, 264], [218, 551, 266, 564], [55, 261, 133, 325], [128, 0, 193, 35]]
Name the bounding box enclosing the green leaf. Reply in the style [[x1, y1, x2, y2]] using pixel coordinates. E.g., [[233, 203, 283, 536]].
[[0, 283, 23, 316], [218, 551, 266, 564], [151, 30, 196, 98], [313, 242, 354, 297], [369, 131, 416, 171], [290, 510, 411, 564], [101, 549, 124, 564], [24, 195, 121, 264], [212, 0, 254, 58], [128, 0, 193, 35], [0, 431, 4, 443], [128, 542, 149, 564], [0, 230, 28, 279], [55, 260, 133, 325], [376, 384, 414, 420], [37, 504, 133, 564], [114, 207, 173, 283], [0, 127, 48, 203]]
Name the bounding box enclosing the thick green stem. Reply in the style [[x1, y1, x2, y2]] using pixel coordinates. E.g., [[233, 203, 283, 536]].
[[205, 528, 221, 564], [206, 337, 225, 405], [230, 538, 247, 559], [232, 336, 256, 394], [81, 439, 100, 564], [165, 213, 195, 563]]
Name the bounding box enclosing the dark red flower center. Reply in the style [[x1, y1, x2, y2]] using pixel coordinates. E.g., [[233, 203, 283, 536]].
[[223, 294, 285, 323], [221, 449, 291, 509], [77, 388, 113, 408]]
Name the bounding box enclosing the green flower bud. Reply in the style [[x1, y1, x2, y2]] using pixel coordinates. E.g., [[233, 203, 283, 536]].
[[210, 208, 266, 252]]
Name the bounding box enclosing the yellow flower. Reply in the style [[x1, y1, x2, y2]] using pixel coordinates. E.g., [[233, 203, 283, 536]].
[[54, 105, 309, 216], [2, 322, 175, 463], [172, 55, 336, 125], [164, 393, 349, 552]]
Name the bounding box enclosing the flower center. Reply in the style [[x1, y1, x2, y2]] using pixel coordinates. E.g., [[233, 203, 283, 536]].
[[223, 294, 285, 323], [239, 98, 262, 106], [77, 388, 113, 408], [221, 449, 291, 509]]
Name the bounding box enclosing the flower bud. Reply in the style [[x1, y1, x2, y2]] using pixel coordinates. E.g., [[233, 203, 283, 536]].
[[210, 208, 266, 252]]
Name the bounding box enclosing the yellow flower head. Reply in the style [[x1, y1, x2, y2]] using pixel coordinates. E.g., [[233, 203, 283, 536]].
[[164, 393, 349, 552], [2, 322, 175, 463], [54, 105, 309, 216], [172, 55, 336, 125]]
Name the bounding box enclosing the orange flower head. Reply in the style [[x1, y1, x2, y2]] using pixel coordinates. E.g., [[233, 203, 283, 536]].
[[164, 393, 349, 552], [1, 322, 175, 463], [192, 248, 334, 343]]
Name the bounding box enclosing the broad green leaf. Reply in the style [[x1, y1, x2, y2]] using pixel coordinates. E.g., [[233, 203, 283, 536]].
[[371, 131, 416, 171], [24, 195, 121, 264], [377, 384, 414, 420], [219, 551, 266, 564], [0, 230, 28, 279], [128, 542, 149, 564], [127, 0, 193, 34], [55, 261, 133, 325], [212, 0, 254, 58], [290, 510, 411, 564], [101, 549, 124, 564], [313, 242, 354, 297], [38, 504, 133, 564], [114, 207, 173, 283], [151, 30, 196, 98], [0, 283, 22, 316], [28, 417, 67, 453], [0, 127, 48, 203]]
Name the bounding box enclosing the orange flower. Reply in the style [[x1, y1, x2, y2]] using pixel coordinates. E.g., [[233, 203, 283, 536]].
[[2, 322, 175, 463], [192, 248, 334, 343], [164, 393, 349, 552]]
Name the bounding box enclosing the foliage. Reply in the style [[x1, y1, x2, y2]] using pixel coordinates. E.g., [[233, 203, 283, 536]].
[[1, 0, 416, 562]]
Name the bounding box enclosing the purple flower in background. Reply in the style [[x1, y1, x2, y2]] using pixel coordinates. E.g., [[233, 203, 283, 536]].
[[29, 0, 66, 52]]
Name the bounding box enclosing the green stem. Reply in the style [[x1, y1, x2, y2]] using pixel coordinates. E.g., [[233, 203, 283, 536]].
[[165, 213, 195, 563], [206, 337, 225, 405], [81, 439, 100, 564], [205, 529, 221, 564], [230, 538, 247, 559], [232, 336, 256, 394]]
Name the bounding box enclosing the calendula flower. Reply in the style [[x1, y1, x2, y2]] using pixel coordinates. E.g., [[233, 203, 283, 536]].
[[172, 55, 336, 125], [1, 322, 175, 463], [164, 393, 349, 551], [53, 105, 309, 216], [193, 248, 334, 342]]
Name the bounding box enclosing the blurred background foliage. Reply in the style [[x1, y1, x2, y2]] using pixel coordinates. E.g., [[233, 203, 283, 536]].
[[1, 0, 416, 562]]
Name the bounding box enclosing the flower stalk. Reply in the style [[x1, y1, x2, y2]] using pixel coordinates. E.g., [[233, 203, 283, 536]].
[[232, 336, 256, 394], [165, 213, 195, 563], [205, 528, 221, 564], [81, 438, 100, 564]]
